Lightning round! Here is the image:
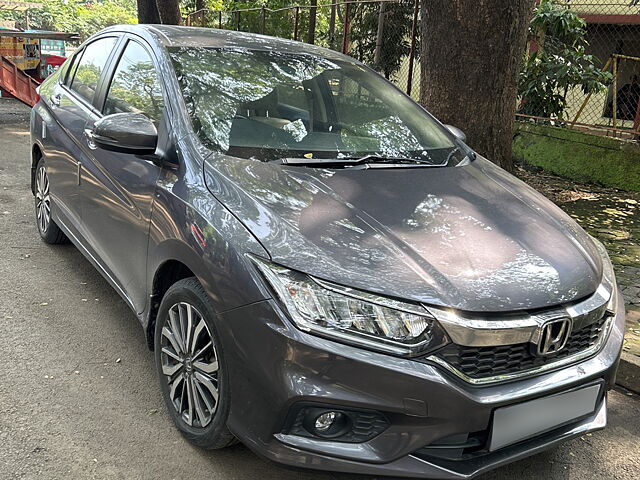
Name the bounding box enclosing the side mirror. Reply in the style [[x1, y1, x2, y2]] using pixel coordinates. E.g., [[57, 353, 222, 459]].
[[92, 113, 158, 155], [444, 124, 467, 143]]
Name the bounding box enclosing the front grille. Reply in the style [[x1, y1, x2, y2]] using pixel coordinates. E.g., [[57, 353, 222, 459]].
[[432, 315, 608, 380]]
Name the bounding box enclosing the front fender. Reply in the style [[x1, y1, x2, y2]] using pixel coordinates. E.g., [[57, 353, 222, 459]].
[[145, 166, 270, 333]]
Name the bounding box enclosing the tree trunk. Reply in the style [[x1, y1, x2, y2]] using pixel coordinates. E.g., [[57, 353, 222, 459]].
[[156, 0, 182, 25], [307, 0, 318, 45], [419, 0, 535, 171], [137, 0, 161, 24], [195, 0, 205, 10]]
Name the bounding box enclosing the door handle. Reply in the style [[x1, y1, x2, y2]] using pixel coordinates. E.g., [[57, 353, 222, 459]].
[[50, 93, 61, 107], [83, 128, 97, 150]]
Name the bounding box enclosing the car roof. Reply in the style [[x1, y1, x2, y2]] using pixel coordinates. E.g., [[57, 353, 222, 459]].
[[99, 24, 350, 62]]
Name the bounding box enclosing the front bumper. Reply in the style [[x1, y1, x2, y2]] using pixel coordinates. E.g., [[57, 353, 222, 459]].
[[216, 292, 625, 479]]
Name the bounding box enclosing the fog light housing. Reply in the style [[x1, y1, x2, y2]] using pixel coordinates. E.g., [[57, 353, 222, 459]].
[[303, 409, 350, 438], [284, 403, 389, 442]]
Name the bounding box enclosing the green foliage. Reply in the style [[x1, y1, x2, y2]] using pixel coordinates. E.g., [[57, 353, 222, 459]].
[[518, 0, 612, 120], [190, 1, 412, 79], [0, 0, 412, 81], [228, 0, 302, 40], [189, 1, 298, 40], [348, 2, 412, 79], [181, 0, 225, 15], [0, 0, 137, 40]]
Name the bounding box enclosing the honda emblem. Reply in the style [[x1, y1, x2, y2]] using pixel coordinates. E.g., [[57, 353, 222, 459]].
[[535, 318, 572, 356]]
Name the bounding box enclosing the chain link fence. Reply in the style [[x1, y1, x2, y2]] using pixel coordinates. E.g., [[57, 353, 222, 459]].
[[518, 1, 640, 139], [186, 1, 640, 139], [570, 1, 640, 138]]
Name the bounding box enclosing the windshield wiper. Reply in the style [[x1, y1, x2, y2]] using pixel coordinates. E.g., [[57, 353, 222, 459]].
[[271, 154, 436, 167], [337, 154, 436, 165]]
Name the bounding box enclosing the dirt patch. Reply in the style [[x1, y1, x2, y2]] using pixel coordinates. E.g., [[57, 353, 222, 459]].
[[0, 98, 31, 124]]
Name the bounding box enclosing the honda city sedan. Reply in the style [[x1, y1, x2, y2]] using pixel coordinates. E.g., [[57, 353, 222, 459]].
[[30, 24, 624, 479]]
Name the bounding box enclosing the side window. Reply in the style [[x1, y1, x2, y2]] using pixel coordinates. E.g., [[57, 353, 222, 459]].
[[103, 41, 164, 122], [68, 37, 117, 103], [62, 50, 82, 86]]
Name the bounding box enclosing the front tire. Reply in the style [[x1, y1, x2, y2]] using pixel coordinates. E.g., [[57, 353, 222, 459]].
[[34, 158, 67, 244], [154, 277, 236, 449]]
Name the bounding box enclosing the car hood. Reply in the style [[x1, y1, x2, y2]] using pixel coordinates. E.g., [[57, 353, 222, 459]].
[[203, 155, 602, 312]]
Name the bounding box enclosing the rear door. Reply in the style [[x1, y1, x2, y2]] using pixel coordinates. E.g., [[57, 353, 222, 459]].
[[46, 36, 119, 238], [79, 37, 166, 313]]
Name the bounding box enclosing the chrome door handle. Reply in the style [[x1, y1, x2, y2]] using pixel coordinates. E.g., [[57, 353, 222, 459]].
[[50, 93, 61, 107]]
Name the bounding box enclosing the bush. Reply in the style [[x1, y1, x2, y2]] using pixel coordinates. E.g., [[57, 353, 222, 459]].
[[518, 0, 612, 120]]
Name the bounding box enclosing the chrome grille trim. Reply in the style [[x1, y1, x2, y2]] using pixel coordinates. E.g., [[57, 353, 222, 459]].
[[426, 316, 614, 385], [424, 283, 612, 348]]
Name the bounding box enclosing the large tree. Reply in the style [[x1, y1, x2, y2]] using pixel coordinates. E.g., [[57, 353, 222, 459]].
[[137, 0, 180, 24], [155, 0, 181, 24], [137, 0, 161, 23], [419, 0, 536, 171]]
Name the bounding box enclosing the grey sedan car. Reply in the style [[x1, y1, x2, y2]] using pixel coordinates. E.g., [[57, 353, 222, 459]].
[[30, 25, 624, 479]]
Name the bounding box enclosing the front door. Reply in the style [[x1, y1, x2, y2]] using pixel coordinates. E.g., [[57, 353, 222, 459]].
[[80, 38, 166, 313], [45, 36, 118, 238]]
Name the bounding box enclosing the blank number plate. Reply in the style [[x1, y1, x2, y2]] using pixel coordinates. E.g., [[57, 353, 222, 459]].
[[490, 383, 601, 451]]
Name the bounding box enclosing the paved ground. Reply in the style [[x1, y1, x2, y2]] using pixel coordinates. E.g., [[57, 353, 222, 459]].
[[1, 101, 639, 479]]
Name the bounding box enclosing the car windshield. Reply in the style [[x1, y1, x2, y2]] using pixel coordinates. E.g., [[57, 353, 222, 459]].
[[168, 46, 466, 166]]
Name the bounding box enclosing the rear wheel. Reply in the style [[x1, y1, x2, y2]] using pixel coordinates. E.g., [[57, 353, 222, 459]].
[[154, 277, 236, 449], [34, 159, 67, 244]]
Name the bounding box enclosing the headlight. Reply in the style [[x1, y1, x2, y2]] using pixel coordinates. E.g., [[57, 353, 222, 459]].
[[590, 237, 617, 313], [250, 256, 449, 356]]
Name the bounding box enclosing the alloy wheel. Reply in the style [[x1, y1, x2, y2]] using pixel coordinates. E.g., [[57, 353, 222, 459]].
[[160, 302, 220, 428], [35, 165, 51, 234]]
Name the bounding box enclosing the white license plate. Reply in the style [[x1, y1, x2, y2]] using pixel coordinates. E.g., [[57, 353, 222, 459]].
[[489, 383, 601, 451]]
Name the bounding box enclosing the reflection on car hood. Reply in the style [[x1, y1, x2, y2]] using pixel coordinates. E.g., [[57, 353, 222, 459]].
[[203, 156, 602, 312]]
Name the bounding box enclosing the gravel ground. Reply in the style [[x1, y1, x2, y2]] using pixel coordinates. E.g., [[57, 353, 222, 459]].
[[1, 100, 639, 479]]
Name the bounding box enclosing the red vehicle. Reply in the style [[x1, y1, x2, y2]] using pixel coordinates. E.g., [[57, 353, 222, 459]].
[[0, 29, 76, 106]]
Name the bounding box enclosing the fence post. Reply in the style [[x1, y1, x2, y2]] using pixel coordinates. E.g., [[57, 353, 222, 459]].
[[406, 0, 420, 95], [633, 96, 640, 134], [307, 0, 318, 45], [612, 55, 618, 130], [236, 11, 241, 31], [219, 11, 222, 29], [261, 7, 266, 35], [294, 7, 300, 41], [373, 3, 386, 66], [329, 3, 337, 50], [342, 1, 351, 55]]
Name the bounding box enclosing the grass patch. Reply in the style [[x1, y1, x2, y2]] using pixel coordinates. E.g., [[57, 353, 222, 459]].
[[513, 122, 640, 192]]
